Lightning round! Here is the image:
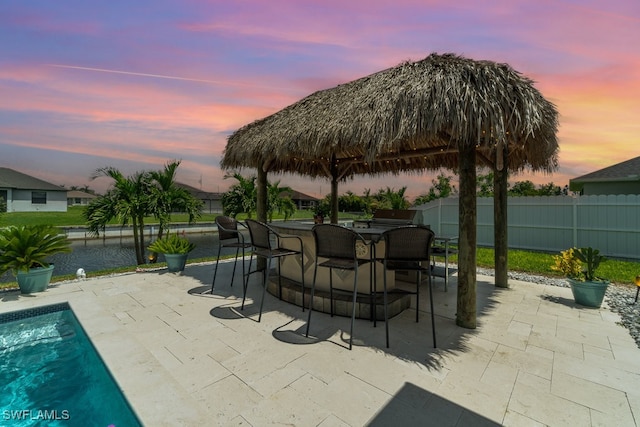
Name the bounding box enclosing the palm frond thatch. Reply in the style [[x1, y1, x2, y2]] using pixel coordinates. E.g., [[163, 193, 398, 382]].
[[222, 53, 559, 179]]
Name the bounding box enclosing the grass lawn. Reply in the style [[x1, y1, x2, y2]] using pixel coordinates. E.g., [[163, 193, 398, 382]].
[[1, 209, 638, 290], [474, 247, 638, 287], [3, 247, 637, 291], [0, 206, 221, 227], [0, 206, 334, 227]]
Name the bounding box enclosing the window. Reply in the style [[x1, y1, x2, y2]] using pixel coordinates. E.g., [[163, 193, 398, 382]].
[[32, 191, 47, 204]]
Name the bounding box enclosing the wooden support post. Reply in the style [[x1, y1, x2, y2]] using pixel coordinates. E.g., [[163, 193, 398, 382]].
[[494, 144, 509, 288], [257, 167, 268, 223], [457, 143, 477, 329], [256, 166, 268, 271], [330, 155, 339, 224]]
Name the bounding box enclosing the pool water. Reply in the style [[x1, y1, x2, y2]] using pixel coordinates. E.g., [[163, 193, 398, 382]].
[[0, 303, 141, 426]]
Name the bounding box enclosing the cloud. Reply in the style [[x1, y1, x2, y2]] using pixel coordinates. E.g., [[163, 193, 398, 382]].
[[1, 0, 639, 197]]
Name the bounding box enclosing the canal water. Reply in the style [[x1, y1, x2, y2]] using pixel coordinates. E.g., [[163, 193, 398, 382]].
[[0, 232, 231, 283]]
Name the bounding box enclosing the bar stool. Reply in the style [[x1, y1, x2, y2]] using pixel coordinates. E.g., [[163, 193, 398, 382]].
[[305, 224, 375, 350], [210, 216, 252, 294], [381, 225, 437, 348], [243, 219, 304, 322]]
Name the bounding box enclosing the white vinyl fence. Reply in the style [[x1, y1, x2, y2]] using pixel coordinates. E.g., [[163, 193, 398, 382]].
[[414, 195, 640, 260]]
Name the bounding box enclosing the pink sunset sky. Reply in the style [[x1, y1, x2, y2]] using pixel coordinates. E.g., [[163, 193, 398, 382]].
[[1, 0, 638, 199]]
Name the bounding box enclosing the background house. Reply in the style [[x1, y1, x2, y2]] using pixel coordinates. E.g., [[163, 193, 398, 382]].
[[570, 156, 640, 195], [67, 190, 98, 206], [0, 167, 67, 212], [175, 182, 318, 213], [281, 189, 318, 210], [175, 182, 224, 214]]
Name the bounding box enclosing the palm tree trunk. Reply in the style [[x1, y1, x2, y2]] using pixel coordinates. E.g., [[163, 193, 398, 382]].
[[149, 224, 163, 264], [131, 218, 143, 265], [131, 216, 146, 265], [137, 217, 146, 264]]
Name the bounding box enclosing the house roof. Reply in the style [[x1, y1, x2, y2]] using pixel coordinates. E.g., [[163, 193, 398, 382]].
[[280, 189, 318, 201], [175, 181, 318, 202], [569, 156, 640, 190], [67, 190, 97, 199], [0, 167, 66, 191], [175, 182, 223, 200]]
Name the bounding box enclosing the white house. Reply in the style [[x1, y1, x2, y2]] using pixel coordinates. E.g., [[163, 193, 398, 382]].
[[569, 156, 640, 195], [175, 182, 224, 214], [67, 190, 98, 206], [0, 167, 68, 212]]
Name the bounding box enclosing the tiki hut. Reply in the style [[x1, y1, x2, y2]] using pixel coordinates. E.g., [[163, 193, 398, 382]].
[[222, 53, 559, 328]]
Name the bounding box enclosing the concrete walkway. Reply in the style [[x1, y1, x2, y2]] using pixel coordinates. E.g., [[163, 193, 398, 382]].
[[1, 261, 639, 426]]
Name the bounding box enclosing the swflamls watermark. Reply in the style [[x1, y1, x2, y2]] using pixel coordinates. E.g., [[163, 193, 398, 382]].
[[3, 409, 71, 421]]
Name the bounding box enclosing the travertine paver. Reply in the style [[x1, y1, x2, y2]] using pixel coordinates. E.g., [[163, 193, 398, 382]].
[[1, 259, 639, 426], [509, 372, 591, 426], [551, 371, 634, 425]]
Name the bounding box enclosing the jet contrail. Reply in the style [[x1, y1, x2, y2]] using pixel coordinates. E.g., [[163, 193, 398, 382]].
[[46, 64, 291, 90]]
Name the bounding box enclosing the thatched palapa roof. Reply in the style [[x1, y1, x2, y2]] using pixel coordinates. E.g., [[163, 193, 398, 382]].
[[222, 53, 559, 179], [221, 53, 560, 329]]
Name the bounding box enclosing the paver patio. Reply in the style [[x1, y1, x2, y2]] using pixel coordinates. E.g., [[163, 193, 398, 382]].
[[1, 260, 638, 426]]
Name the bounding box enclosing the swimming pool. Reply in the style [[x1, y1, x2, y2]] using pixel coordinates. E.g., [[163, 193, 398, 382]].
[[0, 303, 141, 426]]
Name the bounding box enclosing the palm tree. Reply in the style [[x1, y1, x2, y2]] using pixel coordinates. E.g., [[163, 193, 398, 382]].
[[85, 167, 152, 265], [361, 189, 374, 214], [222, 174, 298, 221], [376, 187, 410, 210], [148, 160, 202, 240], [85, 161, 203, 265], [267, 181, 296, 222], [221, 173, 257, 218], [337, 191, 367, 213]]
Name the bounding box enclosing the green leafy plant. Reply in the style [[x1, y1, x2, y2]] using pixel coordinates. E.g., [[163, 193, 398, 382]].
[[0, 225, 72, 275], [551, 247, 607, 282], [147, 233, 195, 254], [313, 200, 330, 217], [573, 247, 607, 281]]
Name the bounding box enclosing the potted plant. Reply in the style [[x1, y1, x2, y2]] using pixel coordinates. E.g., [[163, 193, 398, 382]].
[[147, 232, 195, 272], [0, 225, 72, 294], [312, 200, 330, 224], [551, 247, 609, 308]]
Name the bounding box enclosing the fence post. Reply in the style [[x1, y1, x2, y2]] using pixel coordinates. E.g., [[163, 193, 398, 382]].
[[572, 197, 578, 247], [437, 198, 442, 235]]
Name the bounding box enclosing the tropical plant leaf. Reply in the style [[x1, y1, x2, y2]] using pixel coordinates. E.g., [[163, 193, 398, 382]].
[[0, 225, 72, 275]]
